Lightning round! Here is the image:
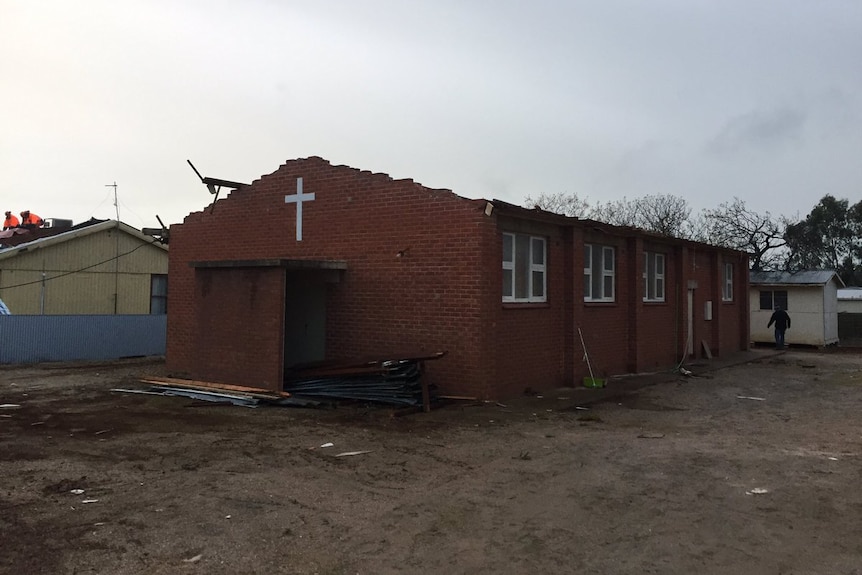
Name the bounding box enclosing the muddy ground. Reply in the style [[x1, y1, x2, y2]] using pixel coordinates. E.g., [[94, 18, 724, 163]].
[[1, 350, 861, 575]]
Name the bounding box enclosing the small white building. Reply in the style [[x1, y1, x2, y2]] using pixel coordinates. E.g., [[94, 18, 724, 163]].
[[837, 287, 862, 343], [750, 270, 844, 347], [837, 287, 862, 313]]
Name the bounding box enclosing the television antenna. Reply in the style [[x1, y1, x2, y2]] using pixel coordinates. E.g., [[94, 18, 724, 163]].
[[105, 181, 119, 221]]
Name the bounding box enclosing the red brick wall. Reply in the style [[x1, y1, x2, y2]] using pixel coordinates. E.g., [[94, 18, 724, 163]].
[[166, 156, 751, 399], [167, 157, 497, 397], [634, 242, 686, 372], [493, 221, 572, 398], [191, 267, 285, 391], [718, 252, 750, 354], [688, 248, 718, 359], [577, 229, 632, 380]]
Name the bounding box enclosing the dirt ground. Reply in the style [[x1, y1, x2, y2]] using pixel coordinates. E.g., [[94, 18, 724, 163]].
[[2, 350, 862, 575]]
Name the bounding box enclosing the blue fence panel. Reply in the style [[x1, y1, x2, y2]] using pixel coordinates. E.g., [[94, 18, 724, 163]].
[[0, 315, 166, 364]]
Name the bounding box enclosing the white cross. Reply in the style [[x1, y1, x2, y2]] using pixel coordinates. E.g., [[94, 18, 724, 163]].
[[284, 177, 315, 241]]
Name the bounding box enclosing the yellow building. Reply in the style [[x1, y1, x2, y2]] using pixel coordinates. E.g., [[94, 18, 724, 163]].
[[0, 220, 168, 315]]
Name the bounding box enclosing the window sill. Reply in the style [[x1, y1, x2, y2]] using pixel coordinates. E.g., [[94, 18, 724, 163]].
[[583, 300, 616, 306], [502, 302, 550, 310]]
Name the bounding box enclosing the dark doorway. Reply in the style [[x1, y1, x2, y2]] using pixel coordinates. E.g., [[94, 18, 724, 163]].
[[283, 273, 328, 368]]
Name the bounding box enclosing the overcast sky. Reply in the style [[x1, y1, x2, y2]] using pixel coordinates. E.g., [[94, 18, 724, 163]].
[[2, 0, 861, 229]]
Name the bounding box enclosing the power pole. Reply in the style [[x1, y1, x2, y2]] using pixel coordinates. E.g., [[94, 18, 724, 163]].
[[106, 182, 119, 314]]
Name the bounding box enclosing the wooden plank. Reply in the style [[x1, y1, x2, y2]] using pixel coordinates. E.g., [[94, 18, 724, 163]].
[[701, 340, 713, 359], [140, 377, 291, 398]]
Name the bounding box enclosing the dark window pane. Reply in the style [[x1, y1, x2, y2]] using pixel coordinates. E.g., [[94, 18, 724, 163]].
[[503, 269, 513, 297], [515, 235, 530, 298], [532, 270, 544, 297], [532, 238, 544, 265], [503, 234, 513, 262]]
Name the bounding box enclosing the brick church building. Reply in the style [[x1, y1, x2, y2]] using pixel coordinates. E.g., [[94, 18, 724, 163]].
[[166, 157, 749, 399]]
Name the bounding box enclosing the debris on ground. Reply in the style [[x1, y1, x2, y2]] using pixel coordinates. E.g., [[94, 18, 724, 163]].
[[334, 450, 372, 457], [122, 378, 321, 408], [284, 352, 446, 408], [120, 353, 447, 411], [745, 488, 769, 495]]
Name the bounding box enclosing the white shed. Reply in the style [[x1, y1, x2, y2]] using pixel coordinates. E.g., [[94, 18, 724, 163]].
[[749, 270, 844, 347], [837, 287, 862, 343], [837, 287, 862, 313]]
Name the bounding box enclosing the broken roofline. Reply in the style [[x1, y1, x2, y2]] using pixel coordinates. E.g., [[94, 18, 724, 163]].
[[183, 156, 468, 222], [189, 258, 347, 270], [185, 156, 744, 257], [491, 199, 747, 257]]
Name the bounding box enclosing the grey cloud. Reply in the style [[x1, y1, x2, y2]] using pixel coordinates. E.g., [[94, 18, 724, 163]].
[[706, 108, 807, 156]]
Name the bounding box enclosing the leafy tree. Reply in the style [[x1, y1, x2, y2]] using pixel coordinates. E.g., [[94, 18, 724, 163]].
[[784, 195, 862, 284], [695, 197, 787, 271]]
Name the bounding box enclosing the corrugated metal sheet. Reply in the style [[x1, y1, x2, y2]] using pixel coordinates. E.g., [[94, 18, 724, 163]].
[[0, 222, 168, 315], [838, 288, 862, 300], [750, 270, 843, 286], [0, 315, 166, 364]]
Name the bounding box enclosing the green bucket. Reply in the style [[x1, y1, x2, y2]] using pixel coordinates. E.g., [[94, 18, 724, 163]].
[[583, 376, 605, 388]]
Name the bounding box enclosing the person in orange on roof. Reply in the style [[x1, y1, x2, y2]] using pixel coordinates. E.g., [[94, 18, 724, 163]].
[[3, 211, 19, 230], [20, 210, 44, 229]]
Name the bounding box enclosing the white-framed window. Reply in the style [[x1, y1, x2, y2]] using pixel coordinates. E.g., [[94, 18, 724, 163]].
[[643, 252, 665, 302], [502, 233, 546, 303], [759, 290, 788, 311], [150, 274, 168, 314], [584, 244, 615, 302], [722, 262, 733, 301]]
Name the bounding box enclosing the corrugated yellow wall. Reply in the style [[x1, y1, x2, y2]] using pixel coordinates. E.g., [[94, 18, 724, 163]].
[[0, 227, 167, 314]]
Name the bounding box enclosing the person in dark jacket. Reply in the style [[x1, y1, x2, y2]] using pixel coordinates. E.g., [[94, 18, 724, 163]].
[[767, 306, 791, 349]]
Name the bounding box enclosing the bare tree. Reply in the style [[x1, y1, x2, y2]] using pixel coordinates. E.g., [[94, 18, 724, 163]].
[[633, 194, 692, 237], [588, 197, 638, 227], [695, 197, 787, 270], [523, 192, 590, 217], [590, 194, 692, 237]]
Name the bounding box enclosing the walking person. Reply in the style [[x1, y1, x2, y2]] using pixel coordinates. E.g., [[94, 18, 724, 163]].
[[767, 306, 791, 349]]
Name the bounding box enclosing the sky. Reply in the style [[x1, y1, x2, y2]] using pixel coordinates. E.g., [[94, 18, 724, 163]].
[[2, 0, 861, 230]]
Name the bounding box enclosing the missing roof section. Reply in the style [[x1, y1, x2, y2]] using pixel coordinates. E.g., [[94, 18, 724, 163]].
[[189, 259, 347, 270]]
